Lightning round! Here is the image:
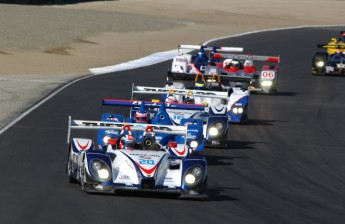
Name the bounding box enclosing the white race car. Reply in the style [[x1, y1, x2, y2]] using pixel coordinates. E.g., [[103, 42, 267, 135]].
[[67, 116, 207, 199]]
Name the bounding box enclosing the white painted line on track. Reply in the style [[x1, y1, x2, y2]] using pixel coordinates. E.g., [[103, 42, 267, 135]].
[[89, 49, 191, 75], [0, 75, 89, 135], [0, 24, 344, 135]]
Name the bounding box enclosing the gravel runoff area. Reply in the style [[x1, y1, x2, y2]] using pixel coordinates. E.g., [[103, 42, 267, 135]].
[[0, 0, 344, 128]]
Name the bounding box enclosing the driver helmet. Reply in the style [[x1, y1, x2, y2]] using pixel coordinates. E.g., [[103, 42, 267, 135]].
[[330, 38, 337, 43], [197, 51, 204, 58], [120, 134, 135, 150], [194, 81, 206, 90], [223, 59, 232, 68], [135, 101, 149, 123], [165, 93, 178, 103], [244, 60, 254, 67], [230, 59, 240, 68], [207, 77, 221, 89]]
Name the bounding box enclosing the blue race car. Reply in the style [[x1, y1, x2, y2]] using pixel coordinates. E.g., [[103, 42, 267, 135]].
[[103, 96, 229, 148]]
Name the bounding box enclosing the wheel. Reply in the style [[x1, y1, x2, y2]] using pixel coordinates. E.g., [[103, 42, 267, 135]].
[[80, 166, 89, 193], [67, 150, 78, 183], [269, 87, 277, 95]]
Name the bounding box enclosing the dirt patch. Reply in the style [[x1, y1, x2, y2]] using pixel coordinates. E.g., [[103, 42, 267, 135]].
[[44, 47, 73, 55]]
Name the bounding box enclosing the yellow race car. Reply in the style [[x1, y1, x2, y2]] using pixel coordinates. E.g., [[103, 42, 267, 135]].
[[322, 38, 345, 54]]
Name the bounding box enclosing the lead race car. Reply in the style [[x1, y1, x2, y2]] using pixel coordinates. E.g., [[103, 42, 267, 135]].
[[163, 72, 251, 124], [67, 114, 208, 199]]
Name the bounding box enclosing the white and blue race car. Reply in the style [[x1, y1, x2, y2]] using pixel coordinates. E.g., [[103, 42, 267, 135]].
[[164, 72, 251, 124], [102, 98, 229, 148], [67, 115, 207, 199]]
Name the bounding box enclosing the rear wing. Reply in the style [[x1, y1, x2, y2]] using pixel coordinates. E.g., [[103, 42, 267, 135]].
[[317, 44, 345, 49], [102, 98, 207, 111], [167, 71, 252, 84], [67, 116, 187, 143], [178, 44, 243, 54], [132, 84, 228, 100], [210, 53, 280, 63]]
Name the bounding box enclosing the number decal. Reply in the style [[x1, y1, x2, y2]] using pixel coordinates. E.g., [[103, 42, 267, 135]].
[[139, 159, 155, 165], [261, 71, 275, 78]]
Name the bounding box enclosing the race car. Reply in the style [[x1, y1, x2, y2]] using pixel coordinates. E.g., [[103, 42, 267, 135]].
[[208, 52, 280, 95], [164, 72, 251, 124], [102, 97, 229, 148], [312, 42, 345, 76], [66, 115, 208, 199], [170, 44, 243, 74]]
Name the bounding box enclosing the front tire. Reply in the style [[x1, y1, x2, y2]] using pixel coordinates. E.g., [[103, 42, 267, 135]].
[[67, 150, 77, 184]]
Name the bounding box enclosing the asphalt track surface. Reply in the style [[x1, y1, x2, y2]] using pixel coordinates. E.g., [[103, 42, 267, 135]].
[[1, 26, 345, 224]]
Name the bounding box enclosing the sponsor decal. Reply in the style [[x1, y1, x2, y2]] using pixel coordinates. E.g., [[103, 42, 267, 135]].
[[212, 140, 220, 145], [95, 185, 104, 190], [124, 159, 135, 170], [105, 130, 117, 134], [261, 71, 275, 78], [175, 57, 188, 63], [119, 174, 130, 180], [164, 177, 174, 183], [106, 117, 119, 122], [139, 155, 152, 160], [173, 115, 184, 120], [138, 159, 155, 165], [129, 153, 160, 157], [133, 124, 146, 128]]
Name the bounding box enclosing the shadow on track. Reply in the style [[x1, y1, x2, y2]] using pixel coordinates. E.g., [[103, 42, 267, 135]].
[[244, 119, 288, 126], [206, 186, 239, 202]]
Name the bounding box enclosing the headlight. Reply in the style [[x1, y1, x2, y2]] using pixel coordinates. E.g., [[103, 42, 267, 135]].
[[185, 174, 196, 184], [232, 107, 243, 114], [316, 61, 325, 67], [90, 159, 111, 182], [209, 127, 218, 136], [190, 140, 198, 148], [98, 169, 110, 179], [184, 165, 204, 187], [103, 136, 110, 144], [261, 80, 273, 87]]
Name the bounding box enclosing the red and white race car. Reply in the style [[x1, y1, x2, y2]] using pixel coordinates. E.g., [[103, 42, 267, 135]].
[[207, 53, 280, 95]]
